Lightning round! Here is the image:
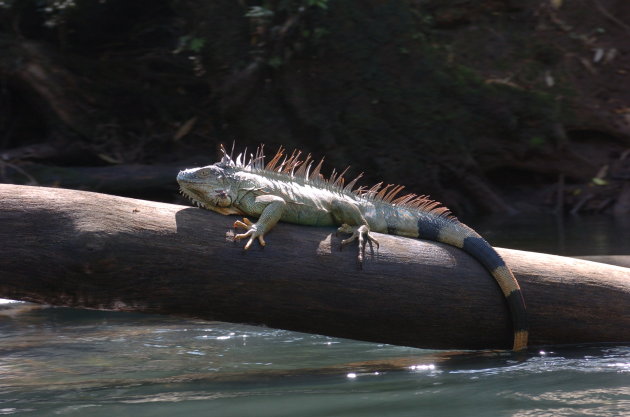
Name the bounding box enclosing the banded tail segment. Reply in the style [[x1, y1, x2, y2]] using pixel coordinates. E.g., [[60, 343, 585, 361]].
[[418, 218, 529, 351]]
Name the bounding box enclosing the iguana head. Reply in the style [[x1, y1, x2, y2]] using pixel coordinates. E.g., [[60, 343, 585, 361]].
[[177, 164, 241, 214]]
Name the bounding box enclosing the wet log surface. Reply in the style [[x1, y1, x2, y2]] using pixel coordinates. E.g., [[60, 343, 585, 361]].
[[1, 184, 628, 350]]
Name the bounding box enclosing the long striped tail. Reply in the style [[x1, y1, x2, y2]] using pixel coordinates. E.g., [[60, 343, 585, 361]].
[[460, 234, 528, 351], [418, 218, 528, 351]]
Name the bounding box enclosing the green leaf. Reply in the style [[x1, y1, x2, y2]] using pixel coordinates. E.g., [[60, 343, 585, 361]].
[[188, 37, 206, 53], [529, 136, 546, 146], [245, 6, 274, 19], [268, 56, 283, 68], [308, 0, 330, 9]]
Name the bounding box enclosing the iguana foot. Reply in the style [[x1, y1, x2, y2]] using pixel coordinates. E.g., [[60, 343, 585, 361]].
[[337, 224, 379, 268], [233, 217, 266, 250]]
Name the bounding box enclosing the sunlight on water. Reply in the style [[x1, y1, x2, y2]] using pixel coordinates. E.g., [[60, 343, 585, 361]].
[[0, 306, 628, 417]]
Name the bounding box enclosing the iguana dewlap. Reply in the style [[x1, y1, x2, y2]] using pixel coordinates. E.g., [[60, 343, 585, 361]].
[[177, 145, 528, 351]]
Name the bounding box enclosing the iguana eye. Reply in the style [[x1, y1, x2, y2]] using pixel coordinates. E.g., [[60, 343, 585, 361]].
[[196, 169, 211, 178]]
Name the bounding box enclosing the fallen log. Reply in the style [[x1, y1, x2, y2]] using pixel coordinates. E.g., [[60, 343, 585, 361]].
[[1, 184, 628, 350]]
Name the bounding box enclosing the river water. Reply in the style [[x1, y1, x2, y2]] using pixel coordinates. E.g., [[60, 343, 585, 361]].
[[0, 214, 628, 416]]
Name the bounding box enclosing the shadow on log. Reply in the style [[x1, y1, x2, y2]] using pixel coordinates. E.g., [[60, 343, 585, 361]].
[[1, 184, 629, 350]]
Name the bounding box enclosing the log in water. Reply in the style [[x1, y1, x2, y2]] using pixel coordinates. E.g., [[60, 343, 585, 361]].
[[0, 184, 628, 350]]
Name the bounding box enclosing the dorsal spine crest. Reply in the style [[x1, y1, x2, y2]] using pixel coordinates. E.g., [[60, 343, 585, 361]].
[[219, 145, 456, 220]]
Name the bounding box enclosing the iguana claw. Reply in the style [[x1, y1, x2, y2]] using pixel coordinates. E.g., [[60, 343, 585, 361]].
[[234, 217, 266, 250], [337, 223, 379, 268]]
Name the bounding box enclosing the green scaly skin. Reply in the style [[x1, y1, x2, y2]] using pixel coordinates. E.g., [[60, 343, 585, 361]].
[[177, 146, 528, 351]]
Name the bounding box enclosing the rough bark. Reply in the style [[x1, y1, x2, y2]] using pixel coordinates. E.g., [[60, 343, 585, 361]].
[[1, 184, 629, 350]]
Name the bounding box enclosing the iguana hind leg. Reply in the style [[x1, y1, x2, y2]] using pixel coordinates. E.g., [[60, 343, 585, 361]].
[[331, 199, 378, 268], [337, 223, 379, 267]]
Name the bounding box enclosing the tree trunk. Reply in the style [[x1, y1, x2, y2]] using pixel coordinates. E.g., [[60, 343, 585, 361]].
[[1, 184, 628, 350]]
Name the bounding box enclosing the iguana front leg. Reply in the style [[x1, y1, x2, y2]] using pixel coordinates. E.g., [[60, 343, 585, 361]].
[[233, 195, 286, 250], [331, 199, 379, 267]]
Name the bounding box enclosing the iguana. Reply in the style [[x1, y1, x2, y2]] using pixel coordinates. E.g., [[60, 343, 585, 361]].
[[177, 145, 528, 351]]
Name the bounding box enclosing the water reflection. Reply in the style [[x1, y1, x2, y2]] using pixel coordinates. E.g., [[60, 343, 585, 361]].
[[0, 304, 628, 417], [470, 213, 630, 256]]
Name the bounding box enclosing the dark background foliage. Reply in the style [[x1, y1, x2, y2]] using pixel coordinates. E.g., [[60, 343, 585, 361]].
[[1, 0, 629, 216]]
